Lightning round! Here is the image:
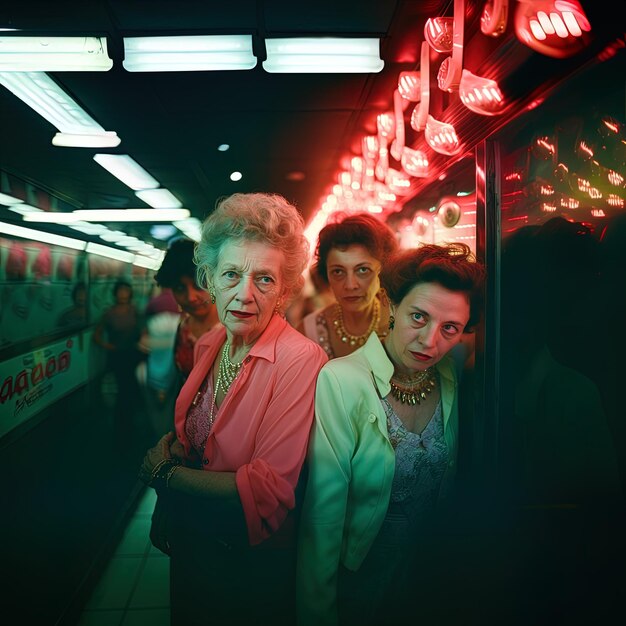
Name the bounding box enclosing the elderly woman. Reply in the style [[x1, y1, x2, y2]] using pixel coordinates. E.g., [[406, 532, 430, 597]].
[[297, 243, 485, 626], [140, 192, 328, 626], [297, 213, 398, 359]]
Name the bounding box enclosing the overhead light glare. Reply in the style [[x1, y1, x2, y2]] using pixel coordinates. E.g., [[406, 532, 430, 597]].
[[174, 217, 202, 242], [85, 242, 134, 263], [23, 208, 190, 222], [217, 143, 230, 151], [230, 171, 243, 182], [7, 203, 43, 215], [53, 131, 120, 148], [514, 0, 592, 58], [0, 221, 86, 250], [123, 35, 256, 71], [0, 72, 105, 133], [0, 36, 112, 71], [135, 189, 182, 208], [0, 192, 24, 205], [93, 154, 159, 190], [263, 38, 384, 73]]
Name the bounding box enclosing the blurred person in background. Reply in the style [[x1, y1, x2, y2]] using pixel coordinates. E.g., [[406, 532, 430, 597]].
[[137, 285, 181, 437], [153, 238, 220, 381], [93, 280, 144, 447]]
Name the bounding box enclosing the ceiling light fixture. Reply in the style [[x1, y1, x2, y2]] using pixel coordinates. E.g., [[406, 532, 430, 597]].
[[424, 17, 454, 53], [263, 38, 384, 73], [7, 203, 43, 215], [93, 154, 159, 190], [230, 171, 243, 181], [424, 114, 462, 155], [85, 242, 134, 263], [122, 35, 256, 71], [174, 217, 202, 242], [0, 72, 115, 134], [0, 36, 113, 71], [135, 189, 182, 208], [514, 0, 592, 58], [437, 0, 465, 92], [23, 208, 190, 223], [217, 143, 230, 151], [52, 131, 121, 148], [0, 192, 24, 205], [0, 221, 86, 250], [481, 0, 509, 37], [459, 69, 505, 115], [410, 42, 431, 132]]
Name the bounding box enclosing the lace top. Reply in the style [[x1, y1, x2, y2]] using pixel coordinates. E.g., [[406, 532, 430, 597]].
[[312, 311, 335, 359], [382, 397, 449, 521], [185, 372, 214, 454]]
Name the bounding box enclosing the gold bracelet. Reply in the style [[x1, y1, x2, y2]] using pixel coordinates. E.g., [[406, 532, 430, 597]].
[[150, 458, 181, 491], [165, 464, 180, 489], [149, 458, 171, 482]]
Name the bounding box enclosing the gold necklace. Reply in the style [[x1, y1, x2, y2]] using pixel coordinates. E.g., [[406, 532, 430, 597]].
[[332, 298, 380, 347], [389, 367, 437, 405], [208, 342, 243, 428]]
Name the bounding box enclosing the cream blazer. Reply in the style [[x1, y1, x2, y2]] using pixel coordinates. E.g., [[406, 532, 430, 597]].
[[296, 332, 459, 626]]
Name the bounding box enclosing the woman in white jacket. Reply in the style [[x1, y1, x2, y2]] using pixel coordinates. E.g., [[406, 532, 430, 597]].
[[297, 243, 485, 626]]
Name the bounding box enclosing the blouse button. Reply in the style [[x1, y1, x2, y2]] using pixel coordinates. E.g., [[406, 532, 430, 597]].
[[244, 356, 251, 363], [368, 414, 377, 423]]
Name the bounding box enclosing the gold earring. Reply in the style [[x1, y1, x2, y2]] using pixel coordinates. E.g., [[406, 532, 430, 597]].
[[209, 289, 215, 304]]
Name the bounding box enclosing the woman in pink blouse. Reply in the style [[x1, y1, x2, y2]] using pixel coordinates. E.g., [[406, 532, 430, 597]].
[[139, 192, 328, 626]]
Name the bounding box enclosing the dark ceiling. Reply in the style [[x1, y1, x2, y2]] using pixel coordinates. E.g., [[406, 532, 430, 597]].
[[0, 0, 451, 242], [0, 0, 622, 249]]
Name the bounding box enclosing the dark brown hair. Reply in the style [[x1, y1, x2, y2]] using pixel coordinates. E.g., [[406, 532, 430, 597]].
[[314, 213, 398, 283], [381, 243, 485, 331]]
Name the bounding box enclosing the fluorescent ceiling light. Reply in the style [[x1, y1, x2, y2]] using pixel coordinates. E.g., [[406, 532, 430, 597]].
[[230, 171, 242, 181], [263, 38, 384, 73], [7, 203, 43, 215], [0, 71, 111, 134], [0, 221, 86, 250], [174, 217, 202, 242], [133, 255, 162, 270], [150, 224, 178, 240], [0, 192, 23, 205], [52, 131, 120, 148], [23, 208, 190, 222], [67, 221, 111, 235], [0, 36, 112, 71], [123, 35, 256, 71], [93, 154, 159, 190], [85, 242, 135, 263], [135, 189, 182, 208]]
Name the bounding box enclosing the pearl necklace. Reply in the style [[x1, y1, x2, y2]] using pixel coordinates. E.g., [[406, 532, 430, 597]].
[[389, 367, 437, 405], [332, 298, 381, 347], [208, 342, 243, 429]]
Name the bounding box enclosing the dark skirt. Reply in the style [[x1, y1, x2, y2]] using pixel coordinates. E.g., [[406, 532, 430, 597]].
[[165, 491, 296, 626]]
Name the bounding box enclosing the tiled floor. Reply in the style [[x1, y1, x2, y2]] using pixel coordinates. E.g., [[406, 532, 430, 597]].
[[78, 488, 170, 626]]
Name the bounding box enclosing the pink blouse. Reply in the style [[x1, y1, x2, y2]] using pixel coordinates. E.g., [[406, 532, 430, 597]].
[[175, 313, 328, 546]]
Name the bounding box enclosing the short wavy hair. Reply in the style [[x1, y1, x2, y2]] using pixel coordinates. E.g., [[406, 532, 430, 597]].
[[195, 192, 309, 309], [314, 212, 398, 284], [154, 238, 197, 288], [381, 243, 486, 331]]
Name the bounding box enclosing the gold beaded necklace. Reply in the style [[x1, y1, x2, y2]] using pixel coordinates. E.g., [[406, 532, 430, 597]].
[[332, 298, 381, 347], [389, 367, 437, 405], [208, 342, 243, 429]]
